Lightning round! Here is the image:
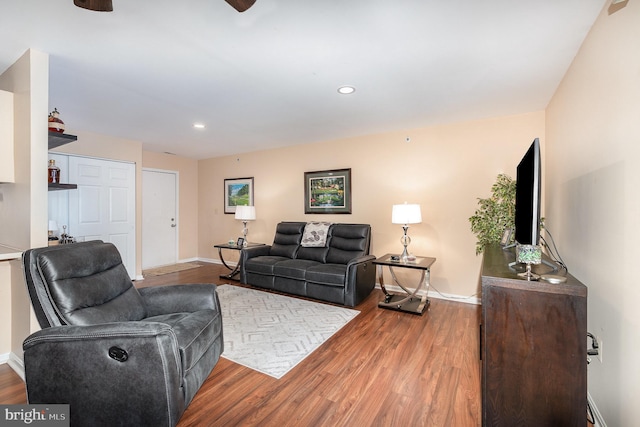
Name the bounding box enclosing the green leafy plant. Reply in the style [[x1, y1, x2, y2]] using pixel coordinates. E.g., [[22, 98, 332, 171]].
[[469, 174, 516, 254]]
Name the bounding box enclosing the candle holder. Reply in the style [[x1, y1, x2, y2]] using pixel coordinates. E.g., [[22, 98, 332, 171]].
[[516, 244, 542, 280]]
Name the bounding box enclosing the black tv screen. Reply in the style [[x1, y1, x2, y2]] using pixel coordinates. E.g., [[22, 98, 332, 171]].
[[514, 138, 541, 245]]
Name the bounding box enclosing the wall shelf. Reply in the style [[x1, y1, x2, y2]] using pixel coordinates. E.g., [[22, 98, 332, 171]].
[[48, 183, 77, 191], [48, 132, 78, 190], [48, 131, 77, 150]]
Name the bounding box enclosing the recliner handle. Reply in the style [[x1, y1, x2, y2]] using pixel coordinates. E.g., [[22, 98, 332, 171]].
[[108, 346, 129, 362]]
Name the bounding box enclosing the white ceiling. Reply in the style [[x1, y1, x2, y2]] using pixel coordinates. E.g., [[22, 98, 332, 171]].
[[1, 0, 605, 159]]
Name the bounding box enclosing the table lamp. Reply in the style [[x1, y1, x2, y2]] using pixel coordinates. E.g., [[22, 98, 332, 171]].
[[392, 203, 422, 261], [235, 205, 256, 246]]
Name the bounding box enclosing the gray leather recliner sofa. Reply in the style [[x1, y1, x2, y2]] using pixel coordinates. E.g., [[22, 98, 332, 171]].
[[240, 222, 376, 307], [21, 240, 223, 427]]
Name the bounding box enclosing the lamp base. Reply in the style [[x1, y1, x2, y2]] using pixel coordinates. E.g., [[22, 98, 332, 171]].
[[517, 263, 540, 281], [400, 225, 411, 261], [241, 221, 249, 247]]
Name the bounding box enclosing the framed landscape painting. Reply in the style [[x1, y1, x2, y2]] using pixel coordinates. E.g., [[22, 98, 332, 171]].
[[224, 177, 254, 214], [304, 168, 351, 214]]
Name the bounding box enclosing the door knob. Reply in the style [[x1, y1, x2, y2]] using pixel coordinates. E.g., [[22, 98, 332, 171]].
[[171, 224, 176, 227]]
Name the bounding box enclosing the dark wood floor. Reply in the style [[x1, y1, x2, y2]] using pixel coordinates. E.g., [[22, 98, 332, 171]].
[[0, 262, 482, 426]]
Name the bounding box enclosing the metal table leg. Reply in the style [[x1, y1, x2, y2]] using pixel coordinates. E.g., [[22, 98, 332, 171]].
[[378, 265, 430, 315], [218, 247, 241, 280]]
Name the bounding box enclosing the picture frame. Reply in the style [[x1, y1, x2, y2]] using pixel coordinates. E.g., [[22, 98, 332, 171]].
[[236, 237, 245, 247], [304, 168, 352, 214], [500, 228, 513, 246], [224, 177, 254, 214]]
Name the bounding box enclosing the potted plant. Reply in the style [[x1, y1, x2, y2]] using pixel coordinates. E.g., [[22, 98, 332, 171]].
[[469, 174, 516, 254]]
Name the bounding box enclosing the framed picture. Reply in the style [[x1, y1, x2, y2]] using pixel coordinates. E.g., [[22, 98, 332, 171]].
[[304, 168, 352, 214], [500, 228, 513, 246], [236, 237, 245, 247], [224, 177, 254, 214]]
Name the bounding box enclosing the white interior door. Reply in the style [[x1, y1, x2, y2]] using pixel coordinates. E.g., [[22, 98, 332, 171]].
[[142, 169, 178, 269], [68, 157, 136, 278]]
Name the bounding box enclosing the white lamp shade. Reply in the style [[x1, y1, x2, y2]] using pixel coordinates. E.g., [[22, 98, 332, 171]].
[[235, 205, 256, 221], [48, 220, 59, 231], [392, 203, 422, 225]]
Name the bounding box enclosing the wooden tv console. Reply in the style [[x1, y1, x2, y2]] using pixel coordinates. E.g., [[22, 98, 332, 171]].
[[480, 244, 587, 426]]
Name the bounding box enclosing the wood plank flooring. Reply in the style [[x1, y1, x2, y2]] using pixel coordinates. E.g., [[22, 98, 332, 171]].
[[0, 262, 482, 426]]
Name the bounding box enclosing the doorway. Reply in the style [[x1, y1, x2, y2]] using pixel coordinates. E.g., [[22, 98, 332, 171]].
[[142, 169, 178, 269]]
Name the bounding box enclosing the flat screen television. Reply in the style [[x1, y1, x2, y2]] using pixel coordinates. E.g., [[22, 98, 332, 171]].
[[514, 138, 541, 246]]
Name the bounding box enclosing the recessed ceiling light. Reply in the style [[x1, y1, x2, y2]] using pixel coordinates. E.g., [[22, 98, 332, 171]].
[[193, 123, 205, 129], [337, 86, 355, 95]]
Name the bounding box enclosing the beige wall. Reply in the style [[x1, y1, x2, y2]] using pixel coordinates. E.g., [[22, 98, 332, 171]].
[[142, 151, 199, 261], [0, 49, 49, 360], [545, 2, 639, 425], [199, 111, 545, 299]]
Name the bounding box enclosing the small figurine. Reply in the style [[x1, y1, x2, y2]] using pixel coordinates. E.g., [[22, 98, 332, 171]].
[[48, 108, 65, 133]]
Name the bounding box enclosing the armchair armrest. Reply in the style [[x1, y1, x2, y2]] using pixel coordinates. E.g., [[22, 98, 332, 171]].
[[139, 283, 220, 317], [23, 322, 183, 425]]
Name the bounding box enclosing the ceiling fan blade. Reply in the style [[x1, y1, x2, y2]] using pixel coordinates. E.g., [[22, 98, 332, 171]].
[[224, 0, 256, 12], [74, 0, 113, 12]]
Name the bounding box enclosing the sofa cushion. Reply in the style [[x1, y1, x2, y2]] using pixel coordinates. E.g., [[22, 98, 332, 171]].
[[326, 224, 370, 264], [306, 264, 347, 286], [301, 222, 332, 247], [145, 309, 222, 375], [269, 222, 305, 258], [244, 256, 290, 275], [274, 259, 320, 280], [296, 246, 329, 263]]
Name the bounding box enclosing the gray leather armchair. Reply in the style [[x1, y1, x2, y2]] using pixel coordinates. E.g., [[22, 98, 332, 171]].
[[21, 241, 223, 426]]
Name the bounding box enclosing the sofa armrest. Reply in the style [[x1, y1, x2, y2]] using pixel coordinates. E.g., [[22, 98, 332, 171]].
[[242, 244, 272, 261], [139, 283, 220, 317], [346, 254, 376, 268], [23, 322, 183, 426], [344, 255, 377, 306], [240, 245, 272, 284]]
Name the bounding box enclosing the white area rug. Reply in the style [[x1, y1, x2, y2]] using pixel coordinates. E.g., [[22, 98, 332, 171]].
[[216, 284, 359, 379]]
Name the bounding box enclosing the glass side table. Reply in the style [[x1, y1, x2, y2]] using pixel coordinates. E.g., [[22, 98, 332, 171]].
[[214, 242, 264, 280], [373, 253, 436, 315]]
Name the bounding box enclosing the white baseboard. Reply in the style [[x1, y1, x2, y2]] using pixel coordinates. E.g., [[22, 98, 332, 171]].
[[376, 283, 481, 305], [588, 392, 606, 426], [1, 352, 25, 382], [198, 257, 235, 267]]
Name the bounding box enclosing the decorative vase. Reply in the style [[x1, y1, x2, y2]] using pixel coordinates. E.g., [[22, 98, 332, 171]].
[[48, 159, 61, 184], [48, 108, 65, 133]]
